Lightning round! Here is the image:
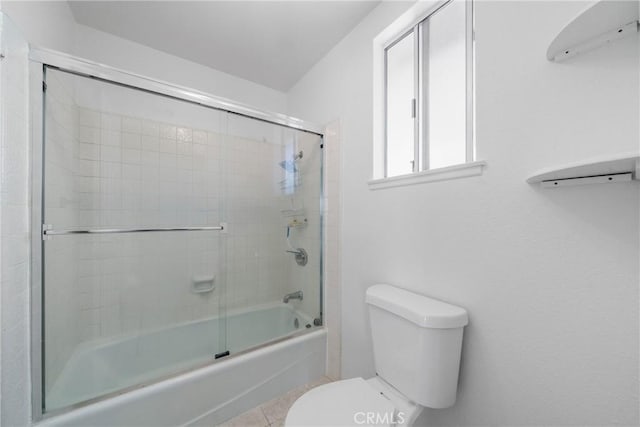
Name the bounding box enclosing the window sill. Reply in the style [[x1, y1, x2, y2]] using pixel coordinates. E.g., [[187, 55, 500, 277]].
[[368, 160, 487, 190]]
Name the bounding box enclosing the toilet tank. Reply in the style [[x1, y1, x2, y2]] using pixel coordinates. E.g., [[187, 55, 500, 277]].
[[366, 284, 468, 409]]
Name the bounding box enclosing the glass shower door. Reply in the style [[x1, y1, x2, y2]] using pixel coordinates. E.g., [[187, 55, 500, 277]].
[[39, 62, 324, 414], [41, 67, 228, 412], [221, 113, 323, 355]]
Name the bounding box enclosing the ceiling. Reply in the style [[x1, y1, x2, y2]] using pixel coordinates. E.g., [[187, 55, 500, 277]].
[[68, 1, 380, 91]]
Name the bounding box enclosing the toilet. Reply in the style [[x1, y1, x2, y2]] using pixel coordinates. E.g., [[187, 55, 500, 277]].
[[285, 284, 468, 427]]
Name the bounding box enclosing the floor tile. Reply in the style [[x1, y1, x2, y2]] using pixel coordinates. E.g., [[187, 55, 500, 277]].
[[218, 406, 269, 427], [269, 418, 285, 427], [217, 376, 334, 427], [304, 376, 332, 391], [260, 385, 308, 424]]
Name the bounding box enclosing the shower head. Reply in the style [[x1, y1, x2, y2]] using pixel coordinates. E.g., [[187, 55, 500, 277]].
[[279, 160, 298, 173], [279, 151, 303, 173]]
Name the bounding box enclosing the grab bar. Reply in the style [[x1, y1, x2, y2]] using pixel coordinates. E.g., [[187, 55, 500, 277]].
[[42, 224, 224, 239]]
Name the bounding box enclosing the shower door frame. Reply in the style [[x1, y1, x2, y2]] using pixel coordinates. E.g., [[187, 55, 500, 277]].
[[29, 47, 325, 421]]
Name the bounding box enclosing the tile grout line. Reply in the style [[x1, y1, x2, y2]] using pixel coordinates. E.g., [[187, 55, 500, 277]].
[[259, 406, 270, 427]]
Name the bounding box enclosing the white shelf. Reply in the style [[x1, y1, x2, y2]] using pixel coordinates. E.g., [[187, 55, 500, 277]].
[[547, 0, 639, 62], [527, 153, 640, 187]]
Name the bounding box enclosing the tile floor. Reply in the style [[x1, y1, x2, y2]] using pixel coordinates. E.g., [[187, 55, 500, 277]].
[[217, 376, 333, 427]]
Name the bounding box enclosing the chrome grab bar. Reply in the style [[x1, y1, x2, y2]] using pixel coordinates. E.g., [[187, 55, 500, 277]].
[[42, 225, 224, 238]]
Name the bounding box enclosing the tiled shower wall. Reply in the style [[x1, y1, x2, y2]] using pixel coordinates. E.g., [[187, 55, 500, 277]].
[[60, 104, 230, 346]]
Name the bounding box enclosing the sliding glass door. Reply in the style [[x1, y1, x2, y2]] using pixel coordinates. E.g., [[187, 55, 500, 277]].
[[40, 67, 323, 413], [222, 114, 323, 355], [42, 67, 228, 411]]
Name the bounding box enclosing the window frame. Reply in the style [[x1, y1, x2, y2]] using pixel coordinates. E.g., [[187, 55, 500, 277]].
[[383, 26, 419, 177], [373, 0, 483, 187]]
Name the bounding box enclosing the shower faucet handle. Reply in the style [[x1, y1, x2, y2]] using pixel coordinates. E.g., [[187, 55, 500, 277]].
[[286, 248, 308, 266]]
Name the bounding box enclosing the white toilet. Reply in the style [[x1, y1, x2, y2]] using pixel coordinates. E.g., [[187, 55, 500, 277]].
[[285, 284, 468, 427]]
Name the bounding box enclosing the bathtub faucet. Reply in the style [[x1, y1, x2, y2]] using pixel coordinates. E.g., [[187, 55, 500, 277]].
[[283, 290, 303, 303]]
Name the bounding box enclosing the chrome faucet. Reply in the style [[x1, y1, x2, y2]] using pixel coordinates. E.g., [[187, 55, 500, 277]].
[[283, 290, 303, 303]]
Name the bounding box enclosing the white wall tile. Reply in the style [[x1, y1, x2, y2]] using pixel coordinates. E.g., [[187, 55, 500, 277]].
[[79, 125, 101, 144], [176, 127, 192, 142], [159, 124, 177, 139], [159, 138, 177, 154], [79, 108, 101, 127], [100, 145, 121, 162], [78, 142, 99, 160], [122, 132, 141, 150], [101, 113, 121, 131], [141, 135, 160, 152], [122, 116, 142, 134], [101, 129, 121, 147], [122, 148, 141, 164]]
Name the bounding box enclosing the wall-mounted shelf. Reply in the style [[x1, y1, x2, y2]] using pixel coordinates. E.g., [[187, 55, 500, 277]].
[[547, 0, 639, 62], [527, 153, 640, 188]]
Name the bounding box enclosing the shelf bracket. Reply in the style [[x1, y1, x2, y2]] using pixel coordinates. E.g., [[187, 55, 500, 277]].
[[551, 20, 639, 62], [541, 173, 632, 188]]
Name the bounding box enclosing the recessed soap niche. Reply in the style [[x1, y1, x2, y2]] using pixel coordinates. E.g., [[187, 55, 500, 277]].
[[192, 275, 215, 294]]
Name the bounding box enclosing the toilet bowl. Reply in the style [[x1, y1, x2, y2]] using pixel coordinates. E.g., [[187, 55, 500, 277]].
[[285, 377, 422, 427], [285, 284, 468, 427]]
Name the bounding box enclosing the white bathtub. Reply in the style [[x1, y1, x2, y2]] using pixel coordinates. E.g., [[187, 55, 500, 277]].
[[39, 303, 326, 426]]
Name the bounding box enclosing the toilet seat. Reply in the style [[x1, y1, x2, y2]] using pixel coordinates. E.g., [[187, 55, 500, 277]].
[[285, 378, 397, 427]]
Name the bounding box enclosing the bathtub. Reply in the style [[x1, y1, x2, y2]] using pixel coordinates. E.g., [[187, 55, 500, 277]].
[[39, 303, 326, 426]]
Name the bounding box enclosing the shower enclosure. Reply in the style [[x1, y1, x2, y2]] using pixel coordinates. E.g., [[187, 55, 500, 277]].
[[32, 52, 323, 416]]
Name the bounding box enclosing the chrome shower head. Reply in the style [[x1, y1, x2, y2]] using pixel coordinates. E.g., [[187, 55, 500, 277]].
[[279, 160, 298, 173]]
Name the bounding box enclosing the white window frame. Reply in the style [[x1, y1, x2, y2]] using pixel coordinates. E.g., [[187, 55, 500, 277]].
[[371, 0, 485, 190]]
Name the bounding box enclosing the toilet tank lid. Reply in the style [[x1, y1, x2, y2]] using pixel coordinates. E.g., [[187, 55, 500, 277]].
[[366, 284, 469, 328]]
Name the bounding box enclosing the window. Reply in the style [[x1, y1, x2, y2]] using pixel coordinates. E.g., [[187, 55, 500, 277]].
[[372, 0, 483, 187]]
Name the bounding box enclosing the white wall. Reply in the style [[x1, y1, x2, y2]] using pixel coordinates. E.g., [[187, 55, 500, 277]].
[[1, 1, 287, 114], [73, 24, 287, 114], [0, 8, 31, 427], [1, 8, 4, 423], [1, 1, 75, 53], [287, 1, 639, 425]]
